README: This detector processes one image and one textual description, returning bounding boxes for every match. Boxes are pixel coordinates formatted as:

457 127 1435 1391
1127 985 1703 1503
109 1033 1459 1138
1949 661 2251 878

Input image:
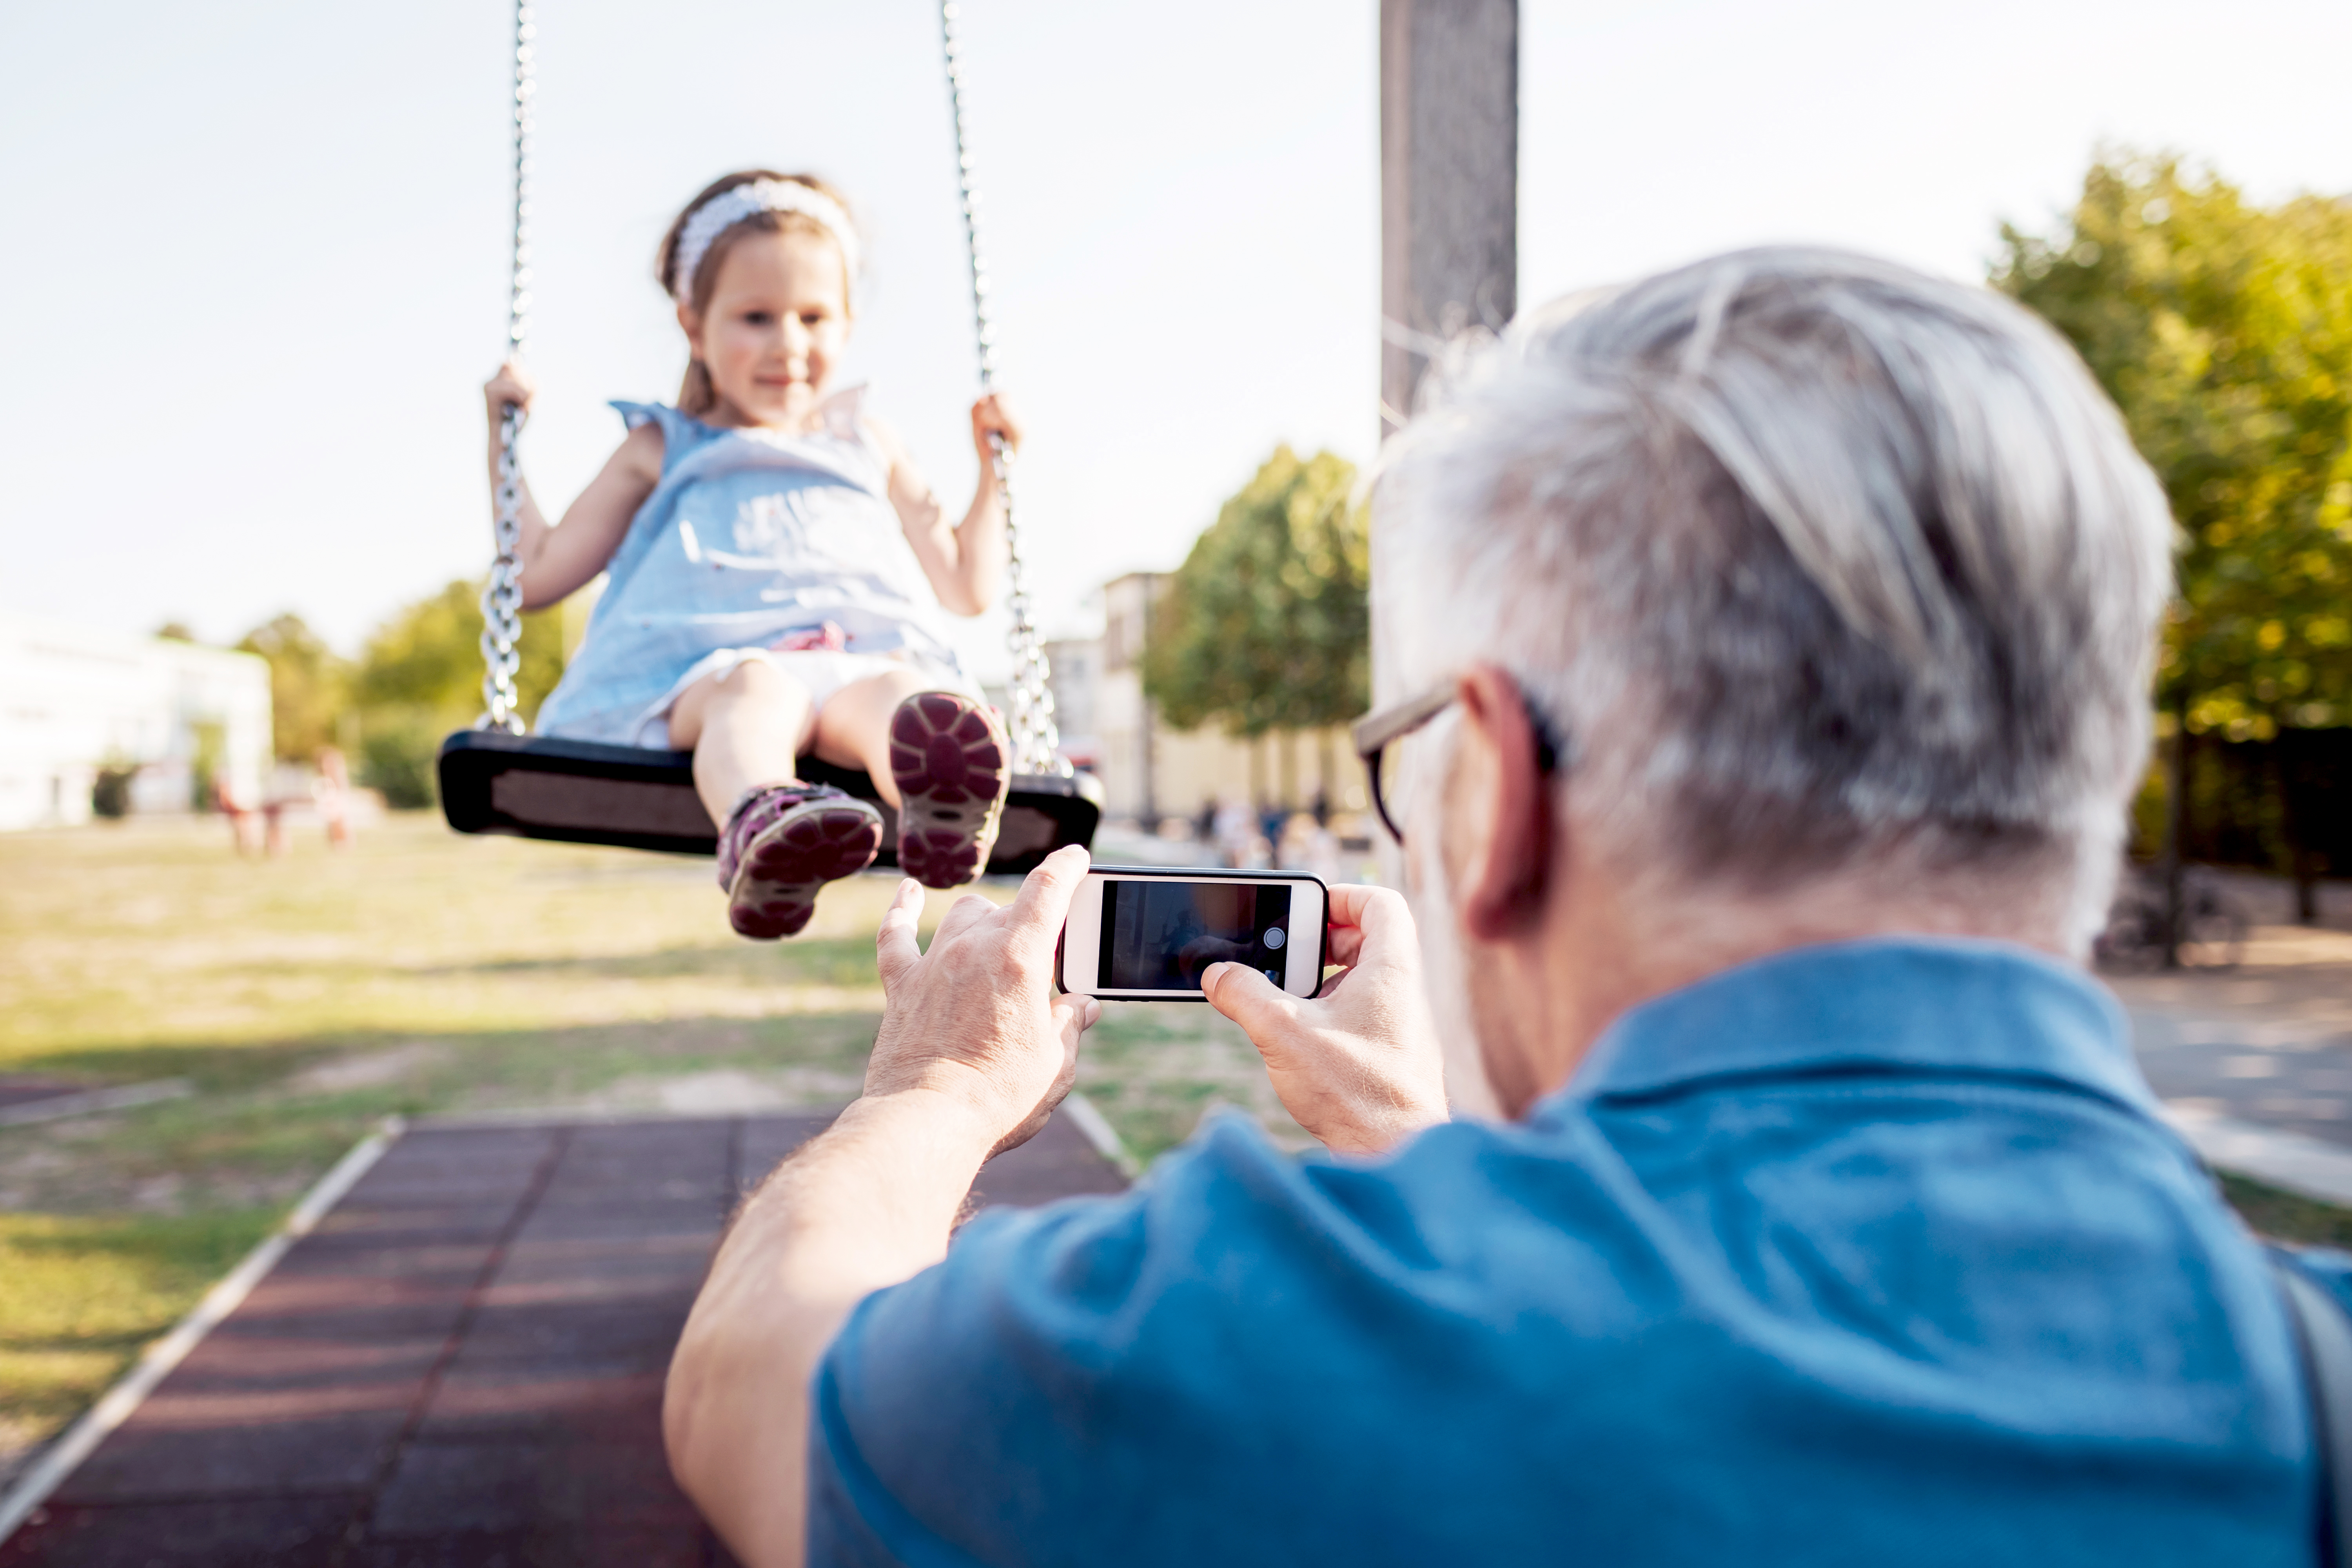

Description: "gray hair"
1373 247 2173 945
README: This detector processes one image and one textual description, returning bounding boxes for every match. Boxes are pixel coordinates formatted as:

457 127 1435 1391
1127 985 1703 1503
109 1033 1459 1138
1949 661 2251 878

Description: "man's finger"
1005 845 1091 952
1050 994 1098 1054
1201 962 1300 1044
1330 885 1416 969
931 891 997 945
875 878 925 989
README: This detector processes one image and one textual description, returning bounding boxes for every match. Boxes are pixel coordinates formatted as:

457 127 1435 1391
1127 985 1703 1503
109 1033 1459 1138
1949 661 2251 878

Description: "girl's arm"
873 395 1022 617
483 361 664 611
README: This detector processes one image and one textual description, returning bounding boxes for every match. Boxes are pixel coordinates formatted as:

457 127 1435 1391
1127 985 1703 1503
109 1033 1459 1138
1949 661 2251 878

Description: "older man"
665 249 2317 1567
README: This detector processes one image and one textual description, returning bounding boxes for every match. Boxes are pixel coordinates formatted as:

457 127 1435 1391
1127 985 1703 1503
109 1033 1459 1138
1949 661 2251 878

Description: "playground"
0 813 1309 1499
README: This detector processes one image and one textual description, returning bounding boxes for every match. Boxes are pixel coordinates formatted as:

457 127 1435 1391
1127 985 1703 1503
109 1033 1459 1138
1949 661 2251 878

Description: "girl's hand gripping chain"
485 360 538 431
969 393 1024 466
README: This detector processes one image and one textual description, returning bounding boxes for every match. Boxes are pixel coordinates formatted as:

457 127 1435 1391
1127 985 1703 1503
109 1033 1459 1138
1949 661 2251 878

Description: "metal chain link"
940 1 1067 777
479 0 535 734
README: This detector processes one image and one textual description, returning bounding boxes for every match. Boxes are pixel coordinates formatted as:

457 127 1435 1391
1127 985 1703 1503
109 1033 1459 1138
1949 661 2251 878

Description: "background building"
1073 572 1369 831
0 615 271 831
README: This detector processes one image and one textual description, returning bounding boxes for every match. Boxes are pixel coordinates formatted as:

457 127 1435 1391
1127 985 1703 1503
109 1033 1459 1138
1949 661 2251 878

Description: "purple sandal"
717 782 884 940
888 692 1012 889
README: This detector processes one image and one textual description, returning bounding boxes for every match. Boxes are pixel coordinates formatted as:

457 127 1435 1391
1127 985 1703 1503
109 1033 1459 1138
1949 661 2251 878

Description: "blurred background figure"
316 746 354 851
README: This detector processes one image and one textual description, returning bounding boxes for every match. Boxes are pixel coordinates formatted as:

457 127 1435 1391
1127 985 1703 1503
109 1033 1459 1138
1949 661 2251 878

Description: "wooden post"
1380 0 1519 438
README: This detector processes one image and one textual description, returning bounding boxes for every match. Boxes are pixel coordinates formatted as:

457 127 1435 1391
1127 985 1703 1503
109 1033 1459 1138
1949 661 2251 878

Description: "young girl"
483 170 1021 940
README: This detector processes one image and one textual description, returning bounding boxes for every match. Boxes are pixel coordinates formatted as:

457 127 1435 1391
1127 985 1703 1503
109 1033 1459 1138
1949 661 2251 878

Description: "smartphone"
1060 866 1328 1001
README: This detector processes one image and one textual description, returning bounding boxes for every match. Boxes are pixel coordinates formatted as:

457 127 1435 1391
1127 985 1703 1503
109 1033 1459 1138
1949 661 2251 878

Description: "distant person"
315 746 354 850
484 171 1023 940
1257 799 1285 855
1212 795 1257 869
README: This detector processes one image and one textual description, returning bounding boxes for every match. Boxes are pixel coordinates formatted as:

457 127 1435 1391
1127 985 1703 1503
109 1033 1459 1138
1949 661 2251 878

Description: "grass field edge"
0 1115 406 1545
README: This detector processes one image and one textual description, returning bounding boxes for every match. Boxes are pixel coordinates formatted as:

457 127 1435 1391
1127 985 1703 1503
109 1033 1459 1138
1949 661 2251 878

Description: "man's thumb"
1202 962 1293 1035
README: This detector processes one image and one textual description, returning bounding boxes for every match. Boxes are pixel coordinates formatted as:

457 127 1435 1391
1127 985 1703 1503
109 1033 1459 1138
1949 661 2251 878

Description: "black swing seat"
436 729 1103 872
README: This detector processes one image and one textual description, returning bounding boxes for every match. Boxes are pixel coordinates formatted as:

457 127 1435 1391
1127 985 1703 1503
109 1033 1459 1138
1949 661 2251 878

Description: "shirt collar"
1541 936 2152 1120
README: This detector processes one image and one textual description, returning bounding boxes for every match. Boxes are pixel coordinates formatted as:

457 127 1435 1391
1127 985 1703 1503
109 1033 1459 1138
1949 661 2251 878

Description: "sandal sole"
727 803 884 940
889 693 1011 889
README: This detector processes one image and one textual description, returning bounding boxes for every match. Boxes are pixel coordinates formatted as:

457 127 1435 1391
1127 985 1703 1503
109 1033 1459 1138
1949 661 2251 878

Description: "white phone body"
1060 867 1328 1001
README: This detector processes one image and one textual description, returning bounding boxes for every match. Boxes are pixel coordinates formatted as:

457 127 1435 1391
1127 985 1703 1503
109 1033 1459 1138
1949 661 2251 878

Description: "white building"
1080 572 1368 829
0 615 272 831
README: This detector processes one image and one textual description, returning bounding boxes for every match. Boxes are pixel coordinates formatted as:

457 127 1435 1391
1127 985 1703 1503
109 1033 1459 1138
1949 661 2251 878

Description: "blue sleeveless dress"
534 389 970 747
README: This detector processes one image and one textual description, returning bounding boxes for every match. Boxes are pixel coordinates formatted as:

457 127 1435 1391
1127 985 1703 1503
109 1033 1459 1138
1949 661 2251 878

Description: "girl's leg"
670 657 815 829
806 666 934 809
673 659 883 941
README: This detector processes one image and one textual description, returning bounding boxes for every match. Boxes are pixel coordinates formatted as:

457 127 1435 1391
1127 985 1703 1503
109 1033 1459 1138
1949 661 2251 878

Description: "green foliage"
90 766 134 820
351 580 564 808
356 707 445 810
353 579 564 724
1143 447 1368 737
236 613 351 762
1996 153 2352 740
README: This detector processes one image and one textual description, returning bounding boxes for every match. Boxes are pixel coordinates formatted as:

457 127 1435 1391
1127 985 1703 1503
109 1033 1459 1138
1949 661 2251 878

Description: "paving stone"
411 1360 667 1446
455 1301 696 1370
160 1332 445 1396
0 1497 355 1568
343 1525 713 1568
8 1110 1126 1565
54 1411 411 1504
971 1112 1132 1209
367 1440 700 1537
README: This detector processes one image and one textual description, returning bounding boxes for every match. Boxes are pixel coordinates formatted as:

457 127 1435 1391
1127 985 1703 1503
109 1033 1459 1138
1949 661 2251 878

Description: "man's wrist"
838 1084 1006 1169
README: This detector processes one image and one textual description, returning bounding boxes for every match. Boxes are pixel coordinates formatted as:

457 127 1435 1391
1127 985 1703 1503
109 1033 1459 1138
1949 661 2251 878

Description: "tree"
1997 153 2352 926
351 580 565 808
1145 448 1369 750
236 613 352 762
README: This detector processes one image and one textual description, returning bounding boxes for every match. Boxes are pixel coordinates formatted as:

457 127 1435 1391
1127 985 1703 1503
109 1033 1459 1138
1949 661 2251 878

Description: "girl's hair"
656 169 859 415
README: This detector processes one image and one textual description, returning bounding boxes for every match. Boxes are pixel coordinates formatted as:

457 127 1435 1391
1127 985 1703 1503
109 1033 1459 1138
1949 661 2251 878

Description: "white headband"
671 179 862 307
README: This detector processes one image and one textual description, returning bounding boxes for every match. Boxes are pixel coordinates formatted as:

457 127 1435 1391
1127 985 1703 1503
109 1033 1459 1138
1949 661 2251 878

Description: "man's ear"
1448 663 1552 941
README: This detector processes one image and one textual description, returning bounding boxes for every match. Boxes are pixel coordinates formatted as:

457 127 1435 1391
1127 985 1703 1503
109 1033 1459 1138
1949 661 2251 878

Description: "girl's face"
683 228 852 427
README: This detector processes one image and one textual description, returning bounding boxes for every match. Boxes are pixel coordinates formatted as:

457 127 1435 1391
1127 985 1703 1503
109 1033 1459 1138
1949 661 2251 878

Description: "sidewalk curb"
0 1079 194 1129
0 1116 406 1546
1062 1092 1142 1179
2165 1101 2352 1209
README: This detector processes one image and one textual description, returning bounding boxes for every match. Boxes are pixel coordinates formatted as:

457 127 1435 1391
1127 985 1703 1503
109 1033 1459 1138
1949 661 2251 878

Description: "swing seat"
436 730 1102 871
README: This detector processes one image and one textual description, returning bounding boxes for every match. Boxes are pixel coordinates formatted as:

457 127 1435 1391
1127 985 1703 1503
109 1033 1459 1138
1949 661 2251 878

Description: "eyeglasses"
1349 677 1565 847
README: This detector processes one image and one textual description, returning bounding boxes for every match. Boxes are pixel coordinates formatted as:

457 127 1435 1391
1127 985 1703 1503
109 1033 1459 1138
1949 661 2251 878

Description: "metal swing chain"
940 1 1068 778
479 0 536 734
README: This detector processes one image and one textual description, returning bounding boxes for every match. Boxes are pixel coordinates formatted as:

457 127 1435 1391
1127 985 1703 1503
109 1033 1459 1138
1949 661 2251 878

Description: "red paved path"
2 1109 1127 1567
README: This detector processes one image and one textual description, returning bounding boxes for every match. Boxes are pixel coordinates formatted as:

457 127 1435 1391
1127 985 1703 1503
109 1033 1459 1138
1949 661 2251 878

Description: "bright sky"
5 0 2350 679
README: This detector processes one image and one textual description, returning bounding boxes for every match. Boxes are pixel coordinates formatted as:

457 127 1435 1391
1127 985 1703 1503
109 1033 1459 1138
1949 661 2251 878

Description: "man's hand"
1201 884 1448 1156
869 844 1100 1155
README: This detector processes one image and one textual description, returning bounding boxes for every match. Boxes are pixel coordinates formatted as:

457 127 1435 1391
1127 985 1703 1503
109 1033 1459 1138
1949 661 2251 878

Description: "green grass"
2219 1173 2352 1249
0 1209 277 1466
0 813 1299 1475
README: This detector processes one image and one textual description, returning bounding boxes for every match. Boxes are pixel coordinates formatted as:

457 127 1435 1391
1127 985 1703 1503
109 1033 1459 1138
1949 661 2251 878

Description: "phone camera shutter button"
1263 928 1286 950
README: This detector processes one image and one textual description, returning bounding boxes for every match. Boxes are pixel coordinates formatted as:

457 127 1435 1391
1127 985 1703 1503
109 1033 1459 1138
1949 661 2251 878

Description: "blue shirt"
810 939 2318 1565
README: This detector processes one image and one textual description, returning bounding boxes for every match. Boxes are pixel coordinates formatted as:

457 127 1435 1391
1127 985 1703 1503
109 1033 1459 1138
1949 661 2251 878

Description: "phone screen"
1098 878 1296 992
